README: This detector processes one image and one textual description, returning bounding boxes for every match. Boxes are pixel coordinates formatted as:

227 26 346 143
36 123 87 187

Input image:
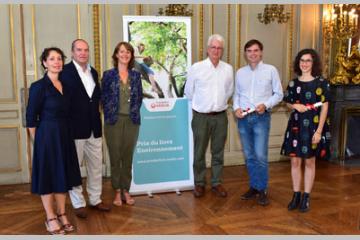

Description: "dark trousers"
191 110 228 186
105 115 139 191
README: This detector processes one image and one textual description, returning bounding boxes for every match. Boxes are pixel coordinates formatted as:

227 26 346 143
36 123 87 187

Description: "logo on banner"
150 101 170 109
144 99 176 112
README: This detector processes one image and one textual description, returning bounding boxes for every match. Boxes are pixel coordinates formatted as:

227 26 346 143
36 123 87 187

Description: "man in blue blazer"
61 39 110 218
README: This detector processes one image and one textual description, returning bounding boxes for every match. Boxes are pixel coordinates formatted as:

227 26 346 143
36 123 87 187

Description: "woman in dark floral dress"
281 48 331 213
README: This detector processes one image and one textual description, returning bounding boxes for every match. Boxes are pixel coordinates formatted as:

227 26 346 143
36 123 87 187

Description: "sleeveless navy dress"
26 74 82 194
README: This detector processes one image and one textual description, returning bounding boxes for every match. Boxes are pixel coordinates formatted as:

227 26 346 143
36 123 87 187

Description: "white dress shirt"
73 60 95 98
233 61 283 111
185 58 234 113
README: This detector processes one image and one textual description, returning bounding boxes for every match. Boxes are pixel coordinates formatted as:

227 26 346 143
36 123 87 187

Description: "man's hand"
235 108 244 119
255 103 266 114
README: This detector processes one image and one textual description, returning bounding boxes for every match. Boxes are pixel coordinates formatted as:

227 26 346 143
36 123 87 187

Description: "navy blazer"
101 68 143 125
61 61 102 139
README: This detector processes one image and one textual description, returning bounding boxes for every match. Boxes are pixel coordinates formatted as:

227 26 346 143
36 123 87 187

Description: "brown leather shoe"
211 184 228 198
193 185 205 198
91 202 111 211
73 207 87 218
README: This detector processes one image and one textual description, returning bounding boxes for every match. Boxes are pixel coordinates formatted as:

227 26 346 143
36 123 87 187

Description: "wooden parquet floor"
1 160 360 235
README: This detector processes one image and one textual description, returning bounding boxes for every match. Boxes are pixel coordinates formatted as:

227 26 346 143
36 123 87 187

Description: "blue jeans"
237 112 271 191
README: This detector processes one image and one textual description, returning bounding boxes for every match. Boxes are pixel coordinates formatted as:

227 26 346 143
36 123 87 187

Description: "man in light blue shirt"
233 39 283 206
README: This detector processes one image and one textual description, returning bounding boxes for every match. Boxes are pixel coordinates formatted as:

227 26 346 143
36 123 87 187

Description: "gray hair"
207 34 225 47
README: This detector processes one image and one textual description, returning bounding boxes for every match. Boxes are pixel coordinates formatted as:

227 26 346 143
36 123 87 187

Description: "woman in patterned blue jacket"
101 41 143 207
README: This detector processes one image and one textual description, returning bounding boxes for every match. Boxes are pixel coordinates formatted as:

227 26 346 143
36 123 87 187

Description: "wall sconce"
158 4 193 16
323 4 359 84
258 4 290 24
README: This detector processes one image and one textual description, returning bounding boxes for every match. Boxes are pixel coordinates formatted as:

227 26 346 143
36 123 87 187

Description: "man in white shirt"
185 34 234 198
233 39 283 206
61 39 110 218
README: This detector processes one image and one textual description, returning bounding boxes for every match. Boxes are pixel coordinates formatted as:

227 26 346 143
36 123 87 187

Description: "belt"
193 109 226 116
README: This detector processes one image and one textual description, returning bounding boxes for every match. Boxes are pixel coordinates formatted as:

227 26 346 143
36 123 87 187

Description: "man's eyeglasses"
209 46 223 51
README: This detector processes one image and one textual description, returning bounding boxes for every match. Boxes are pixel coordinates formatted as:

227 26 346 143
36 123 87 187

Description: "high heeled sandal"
57 213 75 232
45 217 65 235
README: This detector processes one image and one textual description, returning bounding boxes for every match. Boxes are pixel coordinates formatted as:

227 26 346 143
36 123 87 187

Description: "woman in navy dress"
26 47 81 234
281 49 331 212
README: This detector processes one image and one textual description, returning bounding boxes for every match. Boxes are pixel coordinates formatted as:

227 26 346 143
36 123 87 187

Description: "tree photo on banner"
123 16 193 195
126 16 190 99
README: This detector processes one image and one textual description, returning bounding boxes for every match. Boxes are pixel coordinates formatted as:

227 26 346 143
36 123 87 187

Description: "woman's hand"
28 128 36 140
293 103 308 113
312 131 321 144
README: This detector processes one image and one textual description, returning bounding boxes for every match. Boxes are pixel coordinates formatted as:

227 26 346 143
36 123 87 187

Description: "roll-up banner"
123 16 193 195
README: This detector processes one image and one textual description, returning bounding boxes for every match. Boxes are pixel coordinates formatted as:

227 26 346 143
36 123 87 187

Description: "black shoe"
299 192 310 212
257 190 270 206
241 187 258 200
288 191 301 211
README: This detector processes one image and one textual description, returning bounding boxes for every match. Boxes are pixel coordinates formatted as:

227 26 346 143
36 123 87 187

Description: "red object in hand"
306 103 316 110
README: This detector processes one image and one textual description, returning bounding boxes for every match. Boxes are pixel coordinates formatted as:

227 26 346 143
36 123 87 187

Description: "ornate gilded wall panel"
236 5 242 70
0 110 19 119
198 4 204 60
0 5 17 103
0 126 21 173
0 4 300 177
33 5 78 78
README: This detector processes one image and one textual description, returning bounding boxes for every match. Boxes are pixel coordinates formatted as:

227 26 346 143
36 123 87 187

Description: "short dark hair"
244 39 263 51
71 39 89 51
112 41 135 69
40 47 66 69
293 48 322 77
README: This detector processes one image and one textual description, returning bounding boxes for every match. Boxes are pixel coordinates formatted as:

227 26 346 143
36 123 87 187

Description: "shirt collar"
72 60 91 72
247 60 263 70
205 57 222 68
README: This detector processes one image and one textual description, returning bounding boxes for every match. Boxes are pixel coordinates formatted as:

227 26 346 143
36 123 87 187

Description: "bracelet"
315 131 321 135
